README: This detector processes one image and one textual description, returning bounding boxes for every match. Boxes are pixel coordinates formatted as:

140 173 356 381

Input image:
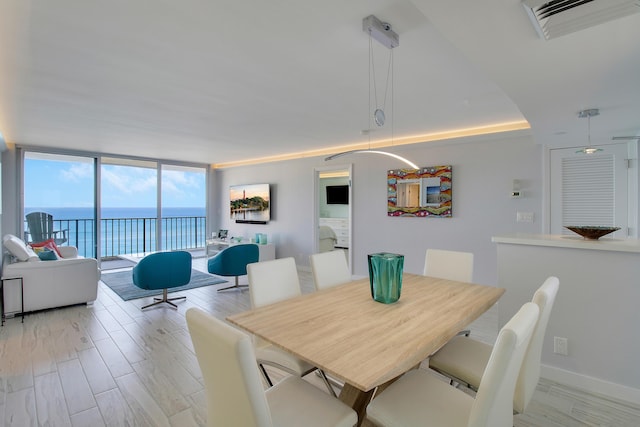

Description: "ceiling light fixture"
325 14 418 169
325 150 419 169
576 108 602 154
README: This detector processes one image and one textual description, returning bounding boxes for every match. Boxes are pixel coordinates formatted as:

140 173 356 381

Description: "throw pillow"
3 234 33 261
30 238 63 257
37 248 58 261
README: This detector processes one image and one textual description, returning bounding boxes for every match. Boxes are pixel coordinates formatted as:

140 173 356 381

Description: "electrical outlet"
554 336 568 356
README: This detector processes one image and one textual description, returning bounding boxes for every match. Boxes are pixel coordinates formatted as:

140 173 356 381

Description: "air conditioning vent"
523 0 640 40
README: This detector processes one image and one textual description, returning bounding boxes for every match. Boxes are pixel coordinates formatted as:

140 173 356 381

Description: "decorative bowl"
564 226 620 240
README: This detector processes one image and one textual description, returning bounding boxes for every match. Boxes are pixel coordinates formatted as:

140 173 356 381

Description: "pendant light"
325 15 418 170
576 108 603 154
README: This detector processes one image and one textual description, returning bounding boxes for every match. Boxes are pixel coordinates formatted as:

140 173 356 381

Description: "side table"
1 276 24 324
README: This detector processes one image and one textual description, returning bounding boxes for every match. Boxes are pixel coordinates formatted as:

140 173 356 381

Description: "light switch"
516 212 534 223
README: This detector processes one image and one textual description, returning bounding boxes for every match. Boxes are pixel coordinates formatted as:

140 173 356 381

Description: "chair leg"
259 363 274 387
317 369 337 397
140 289 186 310
217 276 248 292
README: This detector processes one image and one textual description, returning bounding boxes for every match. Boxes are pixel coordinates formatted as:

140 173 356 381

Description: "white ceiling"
1 0 639 166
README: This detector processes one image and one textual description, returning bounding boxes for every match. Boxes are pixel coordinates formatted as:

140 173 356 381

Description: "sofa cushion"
37 248 59 261
30 238 63 257
3 234 39 262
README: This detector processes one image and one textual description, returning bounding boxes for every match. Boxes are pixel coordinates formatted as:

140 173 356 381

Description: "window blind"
561 155 615 230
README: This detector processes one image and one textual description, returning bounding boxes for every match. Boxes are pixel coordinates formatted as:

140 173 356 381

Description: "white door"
550 143 632 237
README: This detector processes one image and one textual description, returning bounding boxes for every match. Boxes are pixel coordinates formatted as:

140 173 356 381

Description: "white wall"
214 133 543 285
212 158 323 266
1 145 19 240
213 133 640 400
496 241 640 401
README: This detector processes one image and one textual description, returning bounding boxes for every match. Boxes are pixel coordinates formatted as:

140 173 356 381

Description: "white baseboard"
541 364 640 405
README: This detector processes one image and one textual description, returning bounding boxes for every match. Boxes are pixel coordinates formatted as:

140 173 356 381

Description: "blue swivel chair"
207 244 259 292
132 250 192 309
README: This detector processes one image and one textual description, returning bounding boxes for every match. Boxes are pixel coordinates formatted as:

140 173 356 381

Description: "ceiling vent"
523 0 640 40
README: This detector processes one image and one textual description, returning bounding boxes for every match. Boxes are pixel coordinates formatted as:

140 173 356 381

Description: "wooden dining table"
227 273 505 425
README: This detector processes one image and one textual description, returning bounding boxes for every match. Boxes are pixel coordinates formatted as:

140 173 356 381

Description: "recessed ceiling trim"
523 0 640 40
213 120 530 169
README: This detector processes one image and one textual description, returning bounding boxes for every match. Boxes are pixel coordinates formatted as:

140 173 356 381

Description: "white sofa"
2 234 100 316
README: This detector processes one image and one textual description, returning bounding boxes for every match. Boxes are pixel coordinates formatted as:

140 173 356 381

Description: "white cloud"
60 163 93 181
102 166 156 195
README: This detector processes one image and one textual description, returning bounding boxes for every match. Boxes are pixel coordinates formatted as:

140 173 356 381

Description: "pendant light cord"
369 32 393 119
390 48 394 147
587 113 592 148
368 34 372 149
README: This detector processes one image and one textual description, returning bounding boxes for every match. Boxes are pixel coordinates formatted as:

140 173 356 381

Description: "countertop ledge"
492 233 640 253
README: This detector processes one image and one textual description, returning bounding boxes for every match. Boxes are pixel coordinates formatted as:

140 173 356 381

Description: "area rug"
101 258 138 271
101 269 227 301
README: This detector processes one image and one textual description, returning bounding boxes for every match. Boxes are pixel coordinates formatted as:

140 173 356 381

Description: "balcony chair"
428 276 559 414
247 257 336 396
310 250 350 291
132 250 192 309
366 302 540 427
207 243 259 292
25 211 68 245
185 308 357 427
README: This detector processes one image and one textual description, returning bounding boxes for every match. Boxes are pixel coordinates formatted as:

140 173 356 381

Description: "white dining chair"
423 248 474 282
186 308 357 427
366 302 540 427
428 276 559 414
424 248 475 337
310 250 351 291
247 257 336 396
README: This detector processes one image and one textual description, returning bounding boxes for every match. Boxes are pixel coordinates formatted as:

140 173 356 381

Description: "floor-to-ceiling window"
100 157 158 258
161 164 207 251
22 149 208 262
23 152 97 257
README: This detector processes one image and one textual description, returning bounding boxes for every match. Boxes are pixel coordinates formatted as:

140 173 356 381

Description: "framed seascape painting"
230 183 271 224
387 165 452 217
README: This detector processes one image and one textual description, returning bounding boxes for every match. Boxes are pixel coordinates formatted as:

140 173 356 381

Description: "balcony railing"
25 216 207 258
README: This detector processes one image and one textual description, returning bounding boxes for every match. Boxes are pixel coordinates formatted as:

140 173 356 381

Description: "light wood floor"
1 258 638 426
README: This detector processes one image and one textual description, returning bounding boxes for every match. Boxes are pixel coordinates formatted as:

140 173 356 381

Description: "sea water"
24 207 206 258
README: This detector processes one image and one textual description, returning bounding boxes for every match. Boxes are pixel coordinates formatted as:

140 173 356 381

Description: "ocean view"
25 207 206 220
24 207 207 258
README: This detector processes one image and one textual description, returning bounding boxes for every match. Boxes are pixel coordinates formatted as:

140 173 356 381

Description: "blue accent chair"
208 244 259 292
132 250 192 309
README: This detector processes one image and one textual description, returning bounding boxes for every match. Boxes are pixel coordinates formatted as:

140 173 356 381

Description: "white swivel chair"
428 276 559 414
423 248 474 282
247 257 336 396
310 250 351 291
366 302 540 427
186 308 357 427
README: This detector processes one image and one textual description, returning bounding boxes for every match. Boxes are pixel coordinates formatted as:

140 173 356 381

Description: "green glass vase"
368 252 404 304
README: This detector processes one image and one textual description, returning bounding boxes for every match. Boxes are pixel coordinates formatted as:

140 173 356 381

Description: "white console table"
206 239 275 261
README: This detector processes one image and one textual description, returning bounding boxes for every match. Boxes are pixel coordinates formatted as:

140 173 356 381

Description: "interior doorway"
314 164 352 273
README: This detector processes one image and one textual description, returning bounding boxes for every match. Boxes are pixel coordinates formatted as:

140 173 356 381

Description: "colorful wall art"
387 166 452 217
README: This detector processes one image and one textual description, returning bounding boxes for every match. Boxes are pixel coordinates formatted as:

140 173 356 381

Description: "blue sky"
24 156 206 208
